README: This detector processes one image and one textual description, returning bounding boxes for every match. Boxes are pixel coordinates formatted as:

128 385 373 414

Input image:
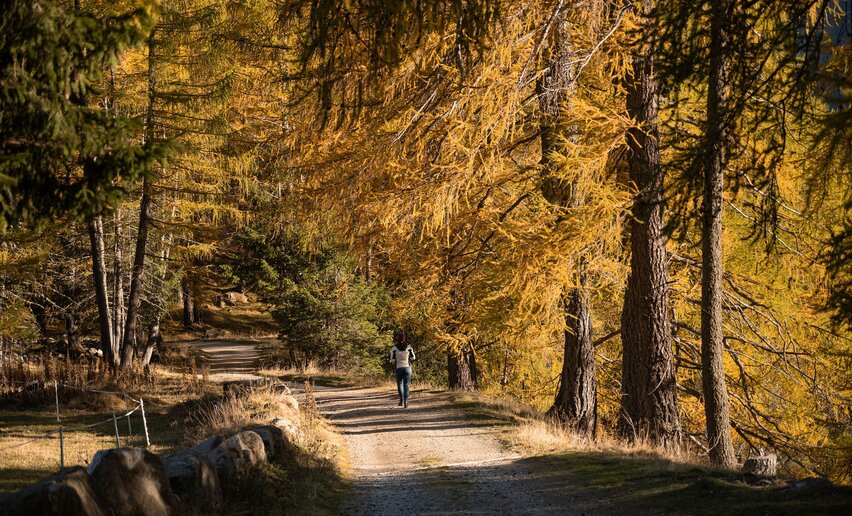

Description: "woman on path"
390 335 416 408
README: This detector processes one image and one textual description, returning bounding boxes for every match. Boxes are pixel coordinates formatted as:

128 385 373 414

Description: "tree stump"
743 452 777 477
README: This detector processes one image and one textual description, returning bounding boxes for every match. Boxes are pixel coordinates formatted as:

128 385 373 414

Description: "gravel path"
185 339 265 382
178 339 629 514
315 386 615 515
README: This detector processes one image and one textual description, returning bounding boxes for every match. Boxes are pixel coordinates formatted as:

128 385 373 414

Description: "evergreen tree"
0 0 163 231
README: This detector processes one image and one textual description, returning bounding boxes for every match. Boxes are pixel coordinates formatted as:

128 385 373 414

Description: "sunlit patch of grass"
0 367 219 494
415 456 445 467
185 384 300 443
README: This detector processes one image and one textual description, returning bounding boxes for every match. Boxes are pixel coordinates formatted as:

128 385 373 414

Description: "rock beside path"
0 467 107 516
87 448 176 516
163 451 223 514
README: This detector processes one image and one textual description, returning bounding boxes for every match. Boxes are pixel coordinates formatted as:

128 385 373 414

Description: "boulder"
221 291 248 306
207 431 267 485
185 435 224 457
245 424 291 460
87 448 176 516
743 452 777 477
0 467 107 516
270 417 300 442
789 477 833 492
162 451 222 514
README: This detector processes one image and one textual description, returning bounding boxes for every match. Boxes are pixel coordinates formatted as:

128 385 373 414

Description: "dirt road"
185 339 265 382
315 386 618 515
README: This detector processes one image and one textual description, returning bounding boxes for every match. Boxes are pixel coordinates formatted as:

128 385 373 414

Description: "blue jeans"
395 367 412 402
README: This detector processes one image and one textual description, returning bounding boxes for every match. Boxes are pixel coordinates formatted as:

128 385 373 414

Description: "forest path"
185 339 265 382
315 386 626 515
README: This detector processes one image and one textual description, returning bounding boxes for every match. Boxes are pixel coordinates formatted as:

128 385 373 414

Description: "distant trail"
315 386 626 515
184 339 265 382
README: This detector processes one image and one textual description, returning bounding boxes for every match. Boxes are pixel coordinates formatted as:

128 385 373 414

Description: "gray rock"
0 467 107 516
185 435 224 457
743 453 777 477
790 477 833 491
88 448 176 516
245 424 291 460
270 417 300 441
207 431 267 485
221 291 248 306
163 451 222 514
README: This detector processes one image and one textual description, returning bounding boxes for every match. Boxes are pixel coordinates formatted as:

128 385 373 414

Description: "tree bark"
141 321 161 367
64 312 79 356
537 8 597 434
88 216 114 367
619 0 681 448
702 0 737 468
182 281 194 328
121 28 157 370
448 344 477 391
112 210 125 366
548 286 596 434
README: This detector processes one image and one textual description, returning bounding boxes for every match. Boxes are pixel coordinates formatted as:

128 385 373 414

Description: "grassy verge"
0 368 222 494
222 385 349 515
447 391 852 516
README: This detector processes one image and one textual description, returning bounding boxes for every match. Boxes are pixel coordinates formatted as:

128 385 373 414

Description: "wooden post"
54 380 60 422
124 396 133 438
140 398 150 447
112 413 120 448
59 426 64 469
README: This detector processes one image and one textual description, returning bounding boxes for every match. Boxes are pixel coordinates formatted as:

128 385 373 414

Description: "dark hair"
394 342 408 351
393 328 407 344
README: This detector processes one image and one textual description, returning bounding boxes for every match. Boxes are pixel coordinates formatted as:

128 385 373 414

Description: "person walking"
390 335 416 408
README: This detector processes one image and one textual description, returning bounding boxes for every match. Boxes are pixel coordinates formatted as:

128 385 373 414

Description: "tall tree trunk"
64 312 79 356
619 0 681 448
538 8 596 434
121 28 157 370
182 280 194 328
448 344 477 391
112 209 125 366
88 217 114 367
549 286 596 433
141 321 161 367
702 0 737 468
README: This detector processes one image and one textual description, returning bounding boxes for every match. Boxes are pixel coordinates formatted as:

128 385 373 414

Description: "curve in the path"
316 386 621 516
186 339 264 381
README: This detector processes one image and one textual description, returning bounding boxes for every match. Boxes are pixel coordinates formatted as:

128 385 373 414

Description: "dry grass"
510 419 693 466
185 384 300 443
259 365 380 389
221 381 350 515
0 363 222 494
447 390 694 468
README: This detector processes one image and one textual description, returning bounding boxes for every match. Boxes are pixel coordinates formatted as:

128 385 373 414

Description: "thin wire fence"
0 379 151 469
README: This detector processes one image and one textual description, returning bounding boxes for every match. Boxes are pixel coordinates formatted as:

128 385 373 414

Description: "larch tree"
619 0 681 447
538 5 595 434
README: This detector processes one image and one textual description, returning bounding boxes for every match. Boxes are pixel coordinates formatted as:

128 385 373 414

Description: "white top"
390 345 416 368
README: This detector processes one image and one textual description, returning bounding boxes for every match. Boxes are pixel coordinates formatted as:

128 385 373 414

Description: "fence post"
112 413 120 448
124 396 133 438
59 426 64 469
140 398 150 448
54 380 60 422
